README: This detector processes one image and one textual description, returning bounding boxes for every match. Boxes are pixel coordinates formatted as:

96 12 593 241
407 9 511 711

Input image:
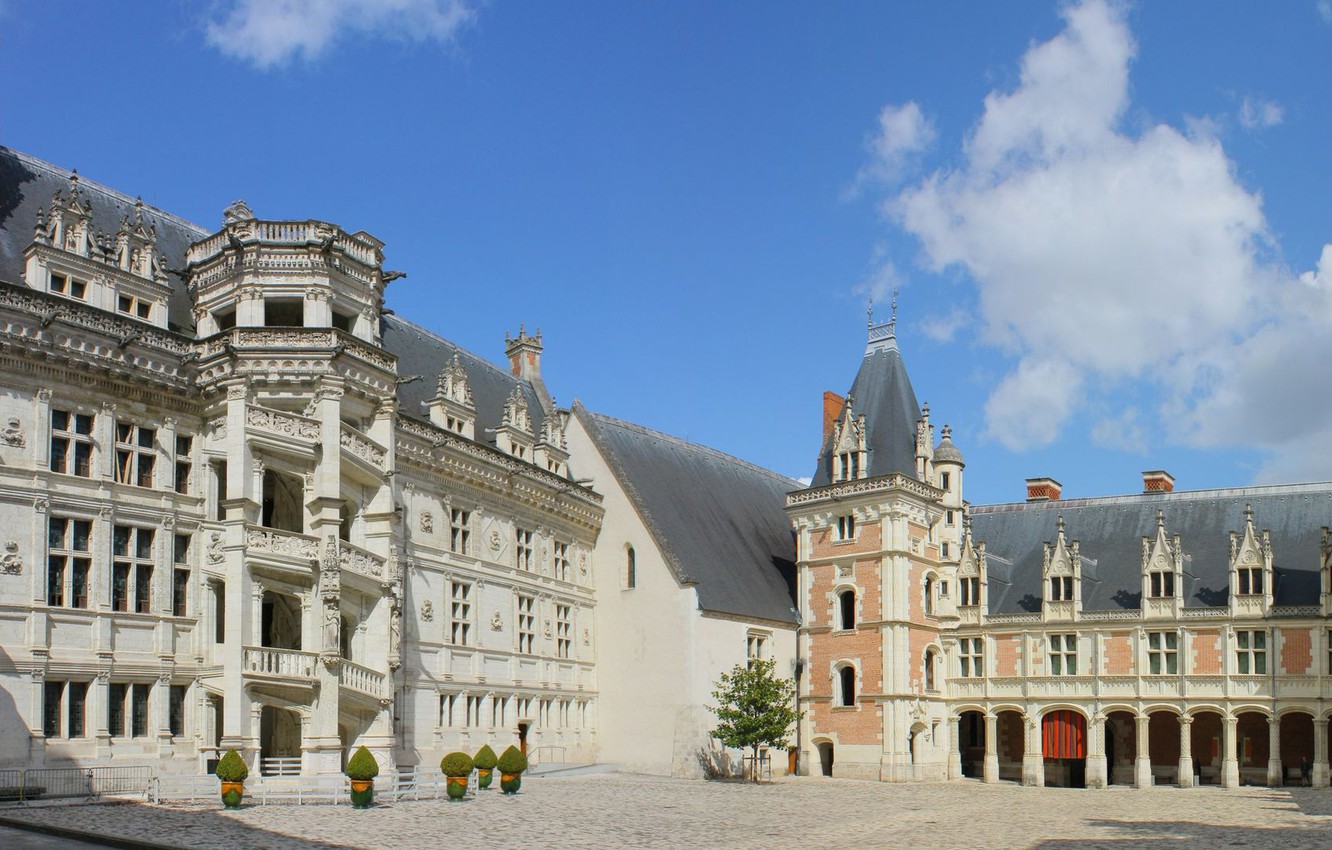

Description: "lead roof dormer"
1141 509 1183 614
113 200 167 284
809 299 922 487
1042 515 1081 616
494 384 535 459
827 396 867 482
956 514 989 610
1229 503 1273 611
427 352 476 438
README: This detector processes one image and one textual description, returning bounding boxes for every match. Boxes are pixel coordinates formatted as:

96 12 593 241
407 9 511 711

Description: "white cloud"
876 0 1290 457
1091 407 1147 453
1319 1 1332 25
206 0 472 69
1239 95 1284 130
853 253 902 308
860 102 935 186
918 306 969 343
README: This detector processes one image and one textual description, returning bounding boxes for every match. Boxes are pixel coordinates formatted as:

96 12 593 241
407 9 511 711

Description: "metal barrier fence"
528 746 565 767
151 766 464 805
0 765 155 803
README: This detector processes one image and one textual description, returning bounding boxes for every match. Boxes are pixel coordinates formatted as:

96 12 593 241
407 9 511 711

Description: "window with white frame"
958 637 983 677
440 693 457 727
117 293 152 320
514 527 534 571
48 517 92 608
1148 568 1175 598
107 682 151 737
746 631 768 667
1048 633 1077 675
1048 575 1074 602
555 603 572 659
50 409 94 477
517 594 536 654
1236 629 1267 674
449 508 470 554
553 541 569 582
625 545 636 588
837 588 856 630
835 451 860 482
114 422 156 487
491 695 508 727
465 695 483 727
112 526 154 614
449 581 472 646
836 664 856 707
173 435 193 495
960 576 980 606
1147 631 1178 675
1237 564 1264 595
172 533 190 617
835 515 855 541
169 685 187 737
49 271 87 300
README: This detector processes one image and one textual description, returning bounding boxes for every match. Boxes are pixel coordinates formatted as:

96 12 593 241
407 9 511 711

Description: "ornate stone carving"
207 532 225 564
246 406 320 441
0 418 25 448
543 619 553 638
490 611 503 631
420 599 434 622
340 425 387 469
223 200 256 224
33 497 49 514
247 527 318 559
488 527 502 552
1 541 22 575
420 511 434 534
36 388 53 402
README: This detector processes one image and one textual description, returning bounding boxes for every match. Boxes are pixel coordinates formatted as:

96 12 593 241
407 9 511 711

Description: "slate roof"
573 404 799 625
0 146 208 333
810 328 921 486
970 482 1332 613
0 146 557 464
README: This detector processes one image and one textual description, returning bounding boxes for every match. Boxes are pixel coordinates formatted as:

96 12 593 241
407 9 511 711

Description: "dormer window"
1048 576 1073 602
835 451 860 481
1237 566 1263 595
117 294 152 321
959 576 980 606
1148 570 1175 598
50 272 86 300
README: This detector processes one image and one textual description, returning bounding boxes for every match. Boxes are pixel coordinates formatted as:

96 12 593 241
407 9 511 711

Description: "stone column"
1021 713 1044 787
1222 716 1240 789
949 715 963 780
1314 718 1330 788
1086 714 1108 789
1134 715 1153 788
983 713 999 783
1177 715 1194 788
1267 716 1282 787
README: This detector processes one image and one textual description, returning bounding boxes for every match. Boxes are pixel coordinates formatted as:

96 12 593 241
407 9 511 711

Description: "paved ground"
5 774 1332 849
0 822 113 848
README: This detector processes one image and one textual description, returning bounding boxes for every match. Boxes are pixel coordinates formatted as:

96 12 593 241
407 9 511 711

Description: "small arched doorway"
1041 709 1086 788
959 710 985 778
815 741 834 777
259 706 302 775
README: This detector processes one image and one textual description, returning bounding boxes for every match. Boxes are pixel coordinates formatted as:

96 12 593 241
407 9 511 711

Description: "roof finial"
867 298 874 329
891 287 898 323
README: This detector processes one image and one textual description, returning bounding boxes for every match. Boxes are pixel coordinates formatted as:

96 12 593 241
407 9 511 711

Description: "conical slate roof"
810 319 921 486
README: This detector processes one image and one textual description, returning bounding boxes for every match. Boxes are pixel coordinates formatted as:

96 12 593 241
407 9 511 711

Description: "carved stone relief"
0 418 25 447
1 541 22 575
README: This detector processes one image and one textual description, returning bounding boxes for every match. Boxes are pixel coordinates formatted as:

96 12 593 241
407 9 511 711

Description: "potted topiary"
473 744 498 791
215 749 249 809
497 745 528 795
441 751 473 801
345 745 379 809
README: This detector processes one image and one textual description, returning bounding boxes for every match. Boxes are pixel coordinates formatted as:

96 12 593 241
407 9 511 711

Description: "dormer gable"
915 401 934 481
113 199 167 283
1042 515 1081 620
427 353 476 439
1229 503 1273 614
43 172 96 257
494 385 535 461
534 406 570 477
956 514 988 616
828 396 867 482
1320 526 1332 616
1141 509 1183 618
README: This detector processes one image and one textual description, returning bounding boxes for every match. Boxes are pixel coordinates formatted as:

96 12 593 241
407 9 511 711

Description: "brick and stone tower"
787 301 960 781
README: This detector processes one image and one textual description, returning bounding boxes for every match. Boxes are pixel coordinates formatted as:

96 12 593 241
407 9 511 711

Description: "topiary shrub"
441 751 474 778
346 746 380 781
215 749 250 783
497 745 528 774
473 744 498 771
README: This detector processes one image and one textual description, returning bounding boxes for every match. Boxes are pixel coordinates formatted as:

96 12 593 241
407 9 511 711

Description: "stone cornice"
786 472 945 509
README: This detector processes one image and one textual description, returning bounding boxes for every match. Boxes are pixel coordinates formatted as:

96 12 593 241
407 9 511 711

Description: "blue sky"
2 1 1331 506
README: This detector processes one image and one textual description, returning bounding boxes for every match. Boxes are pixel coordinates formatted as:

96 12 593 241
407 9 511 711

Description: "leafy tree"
709 658 802 782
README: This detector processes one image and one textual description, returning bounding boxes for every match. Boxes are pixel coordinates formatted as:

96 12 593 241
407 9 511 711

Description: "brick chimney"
1142 470 1175 494
1026 477 1062 502
822 391 845 443
505 324 552 412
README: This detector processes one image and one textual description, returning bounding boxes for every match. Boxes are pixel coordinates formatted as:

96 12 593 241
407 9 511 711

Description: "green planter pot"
477 768 493 790
220 781 244 809
446 776 468 801
500 772 522 795
350 779 374 809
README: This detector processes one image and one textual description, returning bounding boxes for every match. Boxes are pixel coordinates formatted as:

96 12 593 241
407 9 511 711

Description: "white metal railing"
261 757 302 777
243 646 318 679
338 658 387 699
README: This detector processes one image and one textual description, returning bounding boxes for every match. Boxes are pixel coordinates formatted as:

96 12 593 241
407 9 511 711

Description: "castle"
1 144 1329 790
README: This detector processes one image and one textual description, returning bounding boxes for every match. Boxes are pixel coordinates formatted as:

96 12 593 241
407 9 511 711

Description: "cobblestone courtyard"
7 774 1332 849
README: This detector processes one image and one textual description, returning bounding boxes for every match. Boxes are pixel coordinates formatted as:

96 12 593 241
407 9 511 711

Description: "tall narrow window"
1048 634 1077 675
924 650 937 691
516 595 536 654
131 683 150 737
169 685 187 737
555 604 572 659
449 508 470 554
50 410 94 477
835 515 856 541
48 517 92 608
1048 575 1074 602
213 581 226 643
1237 565 1264 595
838 588 856 630
67 681 88 738
449 582 472 646
1236 630 1267 674
1149 569 1175 598
1147 631 1178 675
113 526 154 614
924 577 935 616
746 632 768 667
625 545 636 589
959 637 983 677
172 534 190 617
941 472 951 490
960 576 980 606
553 541 570 582
108 683 127 737
115 423 156 487
43 681 63 737
838 666 856 707
514 527 534 571
174 435 193 494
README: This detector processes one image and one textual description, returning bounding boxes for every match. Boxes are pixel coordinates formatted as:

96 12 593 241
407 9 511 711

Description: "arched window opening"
838 589 856 630
838 666 856 707
923 576 935 616
924 650 936 691
625 545 636 589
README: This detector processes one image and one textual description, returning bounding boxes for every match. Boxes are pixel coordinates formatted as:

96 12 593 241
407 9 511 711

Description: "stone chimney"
505 325 552 412
822 391 845 443
1026 477 1062 502
1142 470 1175 494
